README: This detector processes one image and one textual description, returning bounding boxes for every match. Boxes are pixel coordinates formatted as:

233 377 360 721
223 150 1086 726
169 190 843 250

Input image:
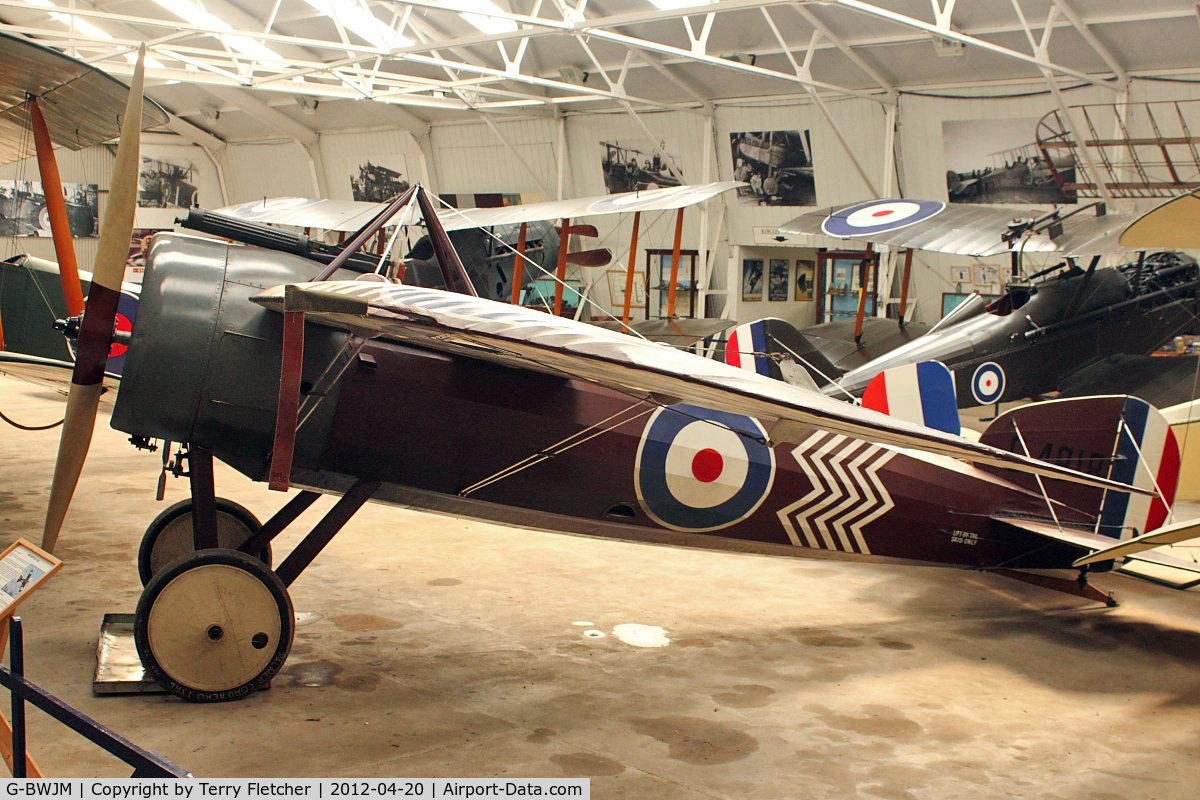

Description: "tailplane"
720 318 840 390
979 396 1180 539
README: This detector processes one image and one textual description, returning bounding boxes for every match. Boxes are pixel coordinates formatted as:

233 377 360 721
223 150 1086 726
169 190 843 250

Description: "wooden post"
269 310 305 492
666 207 684 318
29 98 85 317
553 217 570 316
622 212 641 330
509 223 528 306
854 243 874 344
898 247 914 326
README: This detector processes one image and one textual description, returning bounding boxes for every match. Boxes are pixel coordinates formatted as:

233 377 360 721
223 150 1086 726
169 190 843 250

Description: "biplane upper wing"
217 182 744 233
250 280 1150 495
0 32 168 165
778 199 1142 257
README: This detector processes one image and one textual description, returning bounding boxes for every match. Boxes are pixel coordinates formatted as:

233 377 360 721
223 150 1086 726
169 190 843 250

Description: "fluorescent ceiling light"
302 0 412 49
150 0 286 66
647 0 712 9
453 0 518 35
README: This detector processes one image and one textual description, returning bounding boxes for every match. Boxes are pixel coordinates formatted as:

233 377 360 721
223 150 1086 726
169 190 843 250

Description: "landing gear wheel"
138 498 271 586
135 549 294 702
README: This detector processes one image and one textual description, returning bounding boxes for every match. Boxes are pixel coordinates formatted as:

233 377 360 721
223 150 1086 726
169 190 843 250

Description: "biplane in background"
0 33 165 392
30 51 1200 706
210 180 742 345
755 199 1200 409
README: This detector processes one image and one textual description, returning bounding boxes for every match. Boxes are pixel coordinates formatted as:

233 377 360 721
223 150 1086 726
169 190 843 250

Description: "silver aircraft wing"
217 182 744 233
779 198 1146 257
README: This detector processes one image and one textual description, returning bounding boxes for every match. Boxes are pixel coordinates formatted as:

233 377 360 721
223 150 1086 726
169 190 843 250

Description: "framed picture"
606 269 646 309
950 267 971 283
795 259 814 301
769 259 790 301
973 263 999 287
742 259 764 301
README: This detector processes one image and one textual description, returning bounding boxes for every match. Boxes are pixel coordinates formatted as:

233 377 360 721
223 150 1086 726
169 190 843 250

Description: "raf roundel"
822 199 945 238
635 404 775 532
971 362 1006 405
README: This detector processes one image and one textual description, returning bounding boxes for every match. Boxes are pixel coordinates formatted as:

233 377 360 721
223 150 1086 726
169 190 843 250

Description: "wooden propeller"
42 46 146 553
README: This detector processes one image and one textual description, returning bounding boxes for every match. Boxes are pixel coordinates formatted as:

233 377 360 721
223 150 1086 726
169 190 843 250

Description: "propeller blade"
566 248 613 267
42 45 146 553
556 223 599 238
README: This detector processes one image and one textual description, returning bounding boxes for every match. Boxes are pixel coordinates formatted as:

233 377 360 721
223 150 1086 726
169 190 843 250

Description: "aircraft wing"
250 280 1151 495
1120 189 1200 249
778 199 1140 257
1073 517 1200 567
217 182 744 233
0 352 75 394
0 32 168 165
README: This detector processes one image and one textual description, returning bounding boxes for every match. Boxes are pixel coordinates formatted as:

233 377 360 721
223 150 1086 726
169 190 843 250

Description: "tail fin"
721 318 840 389
862 361 960 435
979 396 1180 539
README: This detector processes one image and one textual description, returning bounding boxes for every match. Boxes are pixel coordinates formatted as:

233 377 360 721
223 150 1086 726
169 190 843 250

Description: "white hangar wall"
7 73 1200 327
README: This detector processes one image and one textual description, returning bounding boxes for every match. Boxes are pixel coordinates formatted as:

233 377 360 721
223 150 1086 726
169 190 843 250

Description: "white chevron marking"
779 432 896 555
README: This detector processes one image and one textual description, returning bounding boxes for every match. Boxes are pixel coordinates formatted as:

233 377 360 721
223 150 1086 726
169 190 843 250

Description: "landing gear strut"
131 444 380 701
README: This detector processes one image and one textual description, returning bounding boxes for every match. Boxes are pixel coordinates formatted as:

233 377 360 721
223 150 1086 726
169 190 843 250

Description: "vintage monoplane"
25 51 1200 705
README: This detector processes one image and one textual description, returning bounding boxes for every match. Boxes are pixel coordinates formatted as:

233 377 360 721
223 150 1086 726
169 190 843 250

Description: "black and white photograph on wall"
742 259 764 302
795 259 814 301
942 118 1077 205
730 130 815 206
350 156 410 202
599 139 682 193
769 259 790 301
0 180 97 237
138 155 199 208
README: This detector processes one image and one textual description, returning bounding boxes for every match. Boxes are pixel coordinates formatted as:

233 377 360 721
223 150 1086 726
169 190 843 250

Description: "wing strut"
509 222 528 306
667 207 684 318
29 98 84 318
853 244 875 344
621 211 642 330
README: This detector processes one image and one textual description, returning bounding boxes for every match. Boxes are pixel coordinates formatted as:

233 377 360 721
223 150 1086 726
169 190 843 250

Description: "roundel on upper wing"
971 362 1006 405
635 404 775 532
821 199 946 238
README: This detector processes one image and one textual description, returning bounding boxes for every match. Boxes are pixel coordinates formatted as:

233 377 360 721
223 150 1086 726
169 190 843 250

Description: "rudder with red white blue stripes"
861 361 960 435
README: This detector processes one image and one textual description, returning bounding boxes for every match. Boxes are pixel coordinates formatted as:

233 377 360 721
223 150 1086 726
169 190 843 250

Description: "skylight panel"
646 0 711 9
454 0 518 35
302 0 412 49
26 0 113 39
150 0 286 65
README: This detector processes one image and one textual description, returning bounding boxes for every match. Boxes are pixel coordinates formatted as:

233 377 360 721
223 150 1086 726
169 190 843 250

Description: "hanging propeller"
42 45 146 553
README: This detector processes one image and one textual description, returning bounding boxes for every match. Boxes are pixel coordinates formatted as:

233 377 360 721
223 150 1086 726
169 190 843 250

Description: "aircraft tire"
135 548 294 703
137 498 271 587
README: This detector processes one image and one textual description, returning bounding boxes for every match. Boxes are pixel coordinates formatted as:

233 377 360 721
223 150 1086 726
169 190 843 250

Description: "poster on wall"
769 259 790 301
599 139 682 194
742 259 764 301
606 269 646 309
349 156 410 202
730 130 815 206
127 228 170 279
942 118 1076 205
973 263 999 287
0 180 97 237
795 259 814 301
138 155 199 208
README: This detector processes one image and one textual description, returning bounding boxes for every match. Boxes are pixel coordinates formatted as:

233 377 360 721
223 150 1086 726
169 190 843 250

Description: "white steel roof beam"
792 3 894 94
1049 0 1128 86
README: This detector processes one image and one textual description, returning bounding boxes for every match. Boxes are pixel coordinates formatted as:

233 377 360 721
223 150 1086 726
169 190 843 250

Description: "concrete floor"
1 375 1199 797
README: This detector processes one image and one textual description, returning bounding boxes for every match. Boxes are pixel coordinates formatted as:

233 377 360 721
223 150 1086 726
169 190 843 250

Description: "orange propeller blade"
42 45 146 553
